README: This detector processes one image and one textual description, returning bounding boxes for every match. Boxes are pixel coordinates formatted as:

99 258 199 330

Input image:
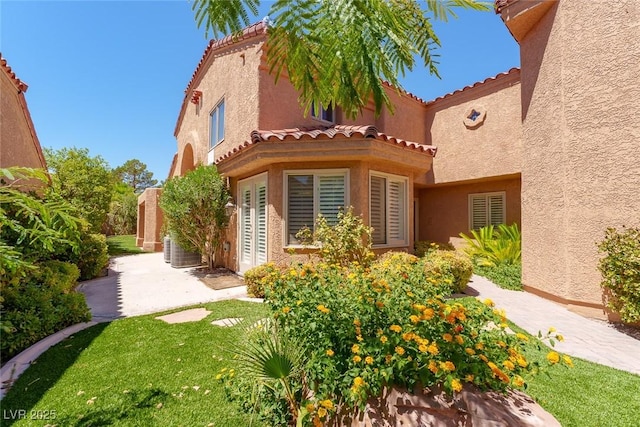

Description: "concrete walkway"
467 275 640 375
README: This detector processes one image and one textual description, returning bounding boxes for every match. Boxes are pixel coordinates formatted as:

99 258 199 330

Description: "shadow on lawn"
1 323 110 426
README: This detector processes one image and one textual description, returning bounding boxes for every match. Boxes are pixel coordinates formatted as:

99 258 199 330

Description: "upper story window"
311 102 335 123
370 172 408 247
210 99 225 149
285 169 348 246
469 192 505 230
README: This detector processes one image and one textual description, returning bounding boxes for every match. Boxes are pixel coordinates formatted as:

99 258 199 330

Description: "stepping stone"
211 317 243 327
156 308 211 324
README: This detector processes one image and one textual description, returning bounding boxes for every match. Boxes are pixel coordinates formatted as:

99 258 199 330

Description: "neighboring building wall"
0 57 47 173
516 0 640 315
136 188 164 252
418 176 521 246
425 69 522 185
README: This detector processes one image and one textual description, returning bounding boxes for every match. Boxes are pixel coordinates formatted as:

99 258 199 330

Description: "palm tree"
191 0 488 119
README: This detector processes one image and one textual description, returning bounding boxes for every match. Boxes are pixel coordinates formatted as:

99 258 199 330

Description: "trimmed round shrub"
423 250 473 293
244 262 283 298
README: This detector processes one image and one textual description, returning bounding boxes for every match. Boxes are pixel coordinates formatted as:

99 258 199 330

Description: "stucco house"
138 0 639 320
0 54 48 182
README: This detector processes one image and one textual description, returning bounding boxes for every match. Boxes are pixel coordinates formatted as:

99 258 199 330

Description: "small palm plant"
235 319 309 426
460 223 521 267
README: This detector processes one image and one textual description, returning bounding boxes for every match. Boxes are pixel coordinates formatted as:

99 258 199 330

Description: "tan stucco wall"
518 0 640 311
136 188 164 252
375 88 428 144
0 71 45 171
425 71 522 185
174 39 264 177
418 176 521 246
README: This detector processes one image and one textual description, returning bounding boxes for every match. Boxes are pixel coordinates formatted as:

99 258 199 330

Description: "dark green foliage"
112 159 157 193
160 165 230 270
475 263 522 291
57 232 109 281
1 260 90 362
598 227 640 323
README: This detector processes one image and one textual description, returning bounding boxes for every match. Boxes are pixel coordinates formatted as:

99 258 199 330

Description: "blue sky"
1 1 519 182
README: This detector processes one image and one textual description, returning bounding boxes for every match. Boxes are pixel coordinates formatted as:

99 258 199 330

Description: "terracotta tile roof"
215 124 437 163
495 0 518 13
175 20 268 137
1 54 29 92
425 67 520 105
0 54 48 172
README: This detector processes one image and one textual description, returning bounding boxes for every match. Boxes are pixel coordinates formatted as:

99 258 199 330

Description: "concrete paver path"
467 275 640 375
78 252 248 320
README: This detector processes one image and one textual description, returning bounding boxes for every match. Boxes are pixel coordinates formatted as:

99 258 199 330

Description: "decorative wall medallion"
463 106 486 129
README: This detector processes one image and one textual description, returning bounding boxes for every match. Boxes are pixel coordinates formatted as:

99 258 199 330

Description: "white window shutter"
287 175 314 244
256 183 267 263
240 187 252 263
388 180 405 242
318 175 345 225
370 176 386 245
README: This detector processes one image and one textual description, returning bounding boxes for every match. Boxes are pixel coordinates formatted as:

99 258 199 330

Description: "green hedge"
1 260 91 362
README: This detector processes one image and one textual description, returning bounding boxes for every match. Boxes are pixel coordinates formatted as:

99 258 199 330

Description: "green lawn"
2 300 639 427
107 234 146 256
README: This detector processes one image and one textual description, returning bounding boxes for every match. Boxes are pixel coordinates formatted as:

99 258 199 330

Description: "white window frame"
283 169 350 247
369 171 409 248
311 102 335 124
209 98 225 150
468 191 506 230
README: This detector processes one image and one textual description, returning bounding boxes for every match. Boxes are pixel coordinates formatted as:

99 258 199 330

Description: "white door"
238 174 267 274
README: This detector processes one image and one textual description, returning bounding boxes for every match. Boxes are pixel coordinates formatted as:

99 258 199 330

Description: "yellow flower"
375 301 384 309
479 354 488 362
465 374 475 382
356 334 364 342
547 351 560 364
409 314 420 324
513 375 525 387
483 298 495 307
215 374 222 380
440 361 456 372
419 344 428 353
422 308 435 320
475 342 485 350
548 326 556 333
385 354 393 364
306 403 315 413
451 379 463 392
317 305 330 314
380 335 388 344
353 319 361 327
402 332 414 342
428 360 438 373
353 376 365 388
465 347 476 355
365 356 374 365
503 360 515 371
390 324 402 333
413 303 426 311
427 343 439 355
395 346 405 355
455 335 464 345
443 333 453 343
516 333 529 342
320 399 334 410
326 349 334 357
289 269 297 277
317 407 327 418
282 306 291 314
353 355 362 363
556 334 564 342
563 355 573 367
497 340 507 348
516 355 528 367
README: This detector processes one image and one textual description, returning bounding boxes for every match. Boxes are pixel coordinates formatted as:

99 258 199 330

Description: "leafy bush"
244 262 283 298
460 223 521 267
598 227 640 323
296 207 375 268
258 262 570 425
1 260 91 362
414 240 455 257
60 232 109 280
422 250 473 293
370 252 452 296
475 264 522 291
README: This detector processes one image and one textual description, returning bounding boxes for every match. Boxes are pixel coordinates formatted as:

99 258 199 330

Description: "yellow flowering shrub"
262 261 572 421
243 262 284 298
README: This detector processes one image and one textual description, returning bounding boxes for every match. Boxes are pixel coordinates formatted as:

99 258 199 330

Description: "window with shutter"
468 192 506 230
256 183 267 264
285 170 348 245
370 172 408 247
209 99 225 149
